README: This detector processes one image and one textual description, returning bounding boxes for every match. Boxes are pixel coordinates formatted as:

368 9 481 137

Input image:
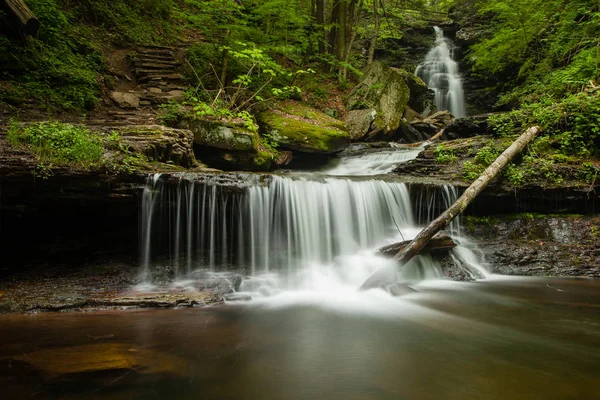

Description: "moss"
259 102 349 154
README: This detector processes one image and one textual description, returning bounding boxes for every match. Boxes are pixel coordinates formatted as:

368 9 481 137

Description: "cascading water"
139 148 489 297
415 26 466 118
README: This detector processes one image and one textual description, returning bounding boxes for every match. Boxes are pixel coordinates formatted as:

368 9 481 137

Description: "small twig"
391 217 405 241
546 284 565 292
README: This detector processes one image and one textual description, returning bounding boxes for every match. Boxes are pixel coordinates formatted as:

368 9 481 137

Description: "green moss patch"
259 101 349 154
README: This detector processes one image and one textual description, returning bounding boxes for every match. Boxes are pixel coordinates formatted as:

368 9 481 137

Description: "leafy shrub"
7 121 104 167
434 144 458 163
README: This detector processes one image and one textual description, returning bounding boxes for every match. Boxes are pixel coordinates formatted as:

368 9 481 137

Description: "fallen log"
361 126 541 290
377 233 456 258
2 0 40 36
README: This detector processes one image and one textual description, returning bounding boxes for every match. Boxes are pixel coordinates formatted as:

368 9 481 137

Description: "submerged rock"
4 343 189 381
258 101 350 154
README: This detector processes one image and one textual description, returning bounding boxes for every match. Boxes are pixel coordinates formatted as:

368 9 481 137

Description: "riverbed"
1 277 598 400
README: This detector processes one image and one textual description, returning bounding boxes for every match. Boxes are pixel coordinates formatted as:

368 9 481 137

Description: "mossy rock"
346 61 411 133
393 68 436 116
258 101 350 154
177 116 259 152
195 144 276 171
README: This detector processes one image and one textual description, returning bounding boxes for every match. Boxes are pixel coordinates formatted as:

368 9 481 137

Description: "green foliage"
7 121 103 168
488 113 520 137
0 0 104 109
186 42 313 124
462 143 524 185
580 162 600 184
7 121 146 174
0 0 183 110
469 0 599 105
434 144 458 163
182 0 311 62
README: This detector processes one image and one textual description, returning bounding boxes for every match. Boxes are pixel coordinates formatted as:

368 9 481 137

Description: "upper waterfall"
415 26 466 118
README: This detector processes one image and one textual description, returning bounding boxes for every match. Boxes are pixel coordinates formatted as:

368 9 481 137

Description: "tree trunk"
367 0 380 64
2 0 39 36
378 234 456 258
360 126 541 290
334 0 348 63
316 0 326 54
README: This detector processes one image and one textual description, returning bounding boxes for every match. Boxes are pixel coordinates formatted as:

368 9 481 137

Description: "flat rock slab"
110 91 140 108
0 262 232 314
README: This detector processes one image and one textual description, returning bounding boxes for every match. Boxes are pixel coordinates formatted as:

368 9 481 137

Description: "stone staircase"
88 45 191 127
131 45 188 105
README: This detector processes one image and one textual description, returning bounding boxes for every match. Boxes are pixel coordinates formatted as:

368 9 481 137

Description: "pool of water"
1 277 599 400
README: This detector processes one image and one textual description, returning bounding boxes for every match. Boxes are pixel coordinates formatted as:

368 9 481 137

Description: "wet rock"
258 101 350 154
466 215 600 278
224 293 252 301
4 343 189 381
442 114 492 140
194 146 276 171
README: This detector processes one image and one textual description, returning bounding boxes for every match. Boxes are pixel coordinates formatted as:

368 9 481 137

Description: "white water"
139 149 489 301
323 147 423 176
415 26 466 118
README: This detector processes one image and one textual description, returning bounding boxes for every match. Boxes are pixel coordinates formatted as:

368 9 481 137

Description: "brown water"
1 277 599 400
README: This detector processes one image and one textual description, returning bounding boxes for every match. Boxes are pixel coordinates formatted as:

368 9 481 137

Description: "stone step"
134 62 179 70
135 69 184 77
138 73 187 83
137 44 178 51
131 54 177 63
135 48 175 57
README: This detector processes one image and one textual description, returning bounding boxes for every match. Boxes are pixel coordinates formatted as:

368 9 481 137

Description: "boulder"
110 91 140 108
193 144 276 172
393 68 436 116
176 117 259 152
346 61 411 134
442 114 492 140
403 106 421 123
345 108 376 141
258 101 350 154
115 125 197 168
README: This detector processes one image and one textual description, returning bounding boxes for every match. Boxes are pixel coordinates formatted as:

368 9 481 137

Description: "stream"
2 145 599 399
1 277 599 399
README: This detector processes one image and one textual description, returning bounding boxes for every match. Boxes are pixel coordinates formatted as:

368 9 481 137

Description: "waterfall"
139 147 489 292
415 26 466 118
140 176 417 279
